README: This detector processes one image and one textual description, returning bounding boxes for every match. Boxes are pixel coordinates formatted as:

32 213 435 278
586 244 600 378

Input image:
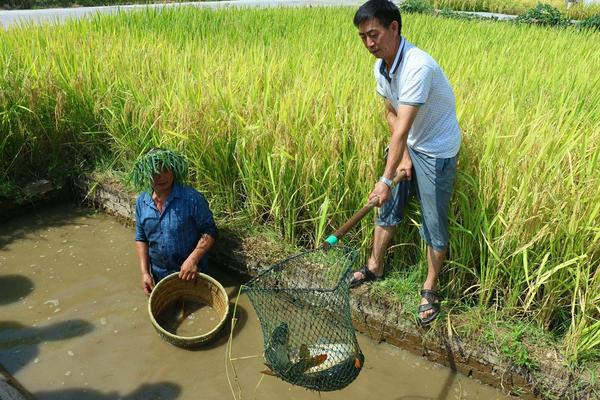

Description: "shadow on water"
33 382 181 400
0 274 34 305
0 319 95 374
0 268 95 376
0 203 93 250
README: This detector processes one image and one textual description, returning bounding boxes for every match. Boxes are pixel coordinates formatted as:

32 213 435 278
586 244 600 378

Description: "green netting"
243 247 364 392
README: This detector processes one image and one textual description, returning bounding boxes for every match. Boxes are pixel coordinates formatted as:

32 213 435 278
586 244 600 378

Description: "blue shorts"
377 147 457 252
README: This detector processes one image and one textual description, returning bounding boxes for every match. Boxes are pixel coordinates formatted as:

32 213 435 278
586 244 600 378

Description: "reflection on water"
0 204 510 400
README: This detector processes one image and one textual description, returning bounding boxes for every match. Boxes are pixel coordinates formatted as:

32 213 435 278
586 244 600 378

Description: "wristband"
379 176 393 188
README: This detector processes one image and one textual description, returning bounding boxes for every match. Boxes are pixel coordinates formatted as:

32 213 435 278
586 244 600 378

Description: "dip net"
242 247 364 392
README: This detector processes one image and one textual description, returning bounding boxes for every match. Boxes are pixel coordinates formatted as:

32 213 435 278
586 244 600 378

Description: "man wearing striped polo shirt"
350 0 461 326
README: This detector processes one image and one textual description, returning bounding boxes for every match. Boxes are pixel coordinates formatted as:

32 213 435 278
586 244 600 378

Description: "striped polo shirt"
374 37 461 158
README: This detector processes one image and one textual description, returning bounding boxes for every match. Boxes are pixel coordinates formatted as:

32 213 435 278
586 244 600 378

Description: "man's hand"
142 272 154 296
179 256 198 281
369 181 391 207
397 157 412 181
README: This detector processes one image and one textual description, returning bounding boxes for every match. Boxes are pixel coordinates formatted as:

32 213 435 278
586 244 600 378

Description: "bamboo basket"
148 272 229 348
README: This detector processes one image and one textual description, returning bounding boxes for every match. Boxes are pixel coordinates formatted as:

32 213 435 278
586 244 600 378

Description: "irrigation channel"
0 204 510 399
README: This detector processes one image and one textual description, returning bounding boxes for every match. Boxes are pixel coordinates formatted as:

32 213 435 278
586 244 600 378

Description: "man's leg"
410 148 457 323
351 177 413 284
351 224 395 282
420 245 446 319
353 225 395 280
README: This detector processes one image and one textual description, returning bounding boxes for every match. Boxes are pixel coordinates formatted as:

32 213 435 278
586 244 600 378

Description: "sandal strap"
360 265 377 280
418 302 440 313
420 289 441 303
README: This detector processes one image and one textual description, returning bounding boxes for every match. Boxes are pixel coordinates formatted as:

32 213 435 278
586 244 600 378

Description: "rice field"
0 7 598 362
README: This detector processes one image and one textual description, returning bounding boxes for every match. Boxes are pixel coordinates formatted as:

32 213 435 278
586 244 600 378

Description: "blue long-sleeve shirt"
135 183 217 279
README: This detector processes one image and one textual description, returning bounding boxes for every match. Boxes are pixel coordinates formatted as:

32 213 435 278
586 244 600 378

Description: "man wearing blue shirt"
134 149 217 295
350 0 460 326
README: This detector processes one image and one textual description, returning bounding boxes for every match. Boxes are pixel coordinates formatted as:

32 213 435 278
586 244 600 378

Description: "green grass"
0 6 599 363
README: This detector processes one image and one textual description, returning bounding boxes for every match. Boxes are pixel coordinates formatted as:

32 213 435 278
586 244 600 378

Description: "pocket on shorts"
435 157 456 174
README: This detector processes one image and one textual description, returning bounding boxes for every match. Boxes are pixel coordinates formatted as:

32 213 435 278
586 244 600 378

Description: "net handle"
323 169 407 248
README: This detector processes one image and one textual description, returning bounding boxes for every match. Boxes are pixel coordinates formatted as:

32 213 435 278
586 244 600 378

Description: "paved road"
0 0 364 30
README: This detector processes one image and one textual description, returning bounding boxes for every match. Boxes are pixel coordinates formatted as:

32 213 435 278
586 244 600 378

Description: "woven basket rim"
148 272 229 345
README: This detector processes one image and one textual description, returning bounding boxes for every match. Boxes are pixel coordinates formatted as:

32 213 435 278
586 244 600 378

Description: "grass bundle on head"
130 148 189 193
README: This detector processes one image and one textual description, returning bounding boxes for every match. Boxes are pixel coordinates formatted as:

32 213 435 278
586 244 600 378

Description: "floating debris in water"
65 371 71 376
34 358 39 363
44 299 59 307
54 308 61 313
100 317 107 325
67 350 74 356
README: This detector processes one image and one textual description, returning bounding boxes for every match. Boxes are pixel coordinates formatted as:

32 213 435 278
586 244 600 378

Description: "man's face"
358 18 399 61
151 168 174 192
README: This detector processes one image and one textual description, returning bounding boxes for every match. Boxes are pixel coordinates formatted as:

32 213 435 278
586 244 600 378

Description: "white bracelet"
379 176 393 188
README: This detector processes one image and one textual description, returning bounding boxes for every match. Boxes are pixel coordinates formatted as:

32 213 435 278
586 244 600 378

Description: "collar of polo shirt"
379 36 406 83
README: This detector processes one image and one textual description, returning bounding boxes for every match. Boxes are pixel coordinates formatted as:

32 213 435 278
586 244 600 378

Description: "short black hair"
353 0 402 36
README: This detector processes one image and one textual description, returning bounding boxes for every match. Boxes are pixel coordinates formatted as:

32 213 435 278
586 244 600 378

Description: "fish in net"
243 247 364 392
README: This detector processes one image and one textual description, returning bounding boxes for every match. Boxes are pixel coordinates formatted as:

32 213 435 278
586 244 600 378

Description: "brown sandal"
349 265 383 288
417 289 441 326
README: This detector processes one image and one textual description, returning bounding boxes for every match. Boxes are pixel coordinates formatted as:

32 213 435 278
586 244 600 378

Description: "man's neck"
384 36 401 72
152 186 173 207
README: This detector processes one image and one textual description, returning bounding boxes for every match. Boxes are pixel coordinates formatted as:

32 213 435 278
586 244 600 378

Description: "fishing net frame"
242 246 365 392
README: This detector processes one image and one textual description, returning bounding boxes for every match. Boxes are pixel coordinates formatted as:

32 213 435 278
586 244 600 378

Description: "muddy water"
158 301 221 337
0 205 510 400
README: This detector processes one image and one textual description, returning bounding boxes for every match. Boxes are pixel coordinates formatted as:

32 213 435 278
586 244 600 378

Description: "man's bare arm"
135 241 154 295
370 103 420 205
179 234 216 280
